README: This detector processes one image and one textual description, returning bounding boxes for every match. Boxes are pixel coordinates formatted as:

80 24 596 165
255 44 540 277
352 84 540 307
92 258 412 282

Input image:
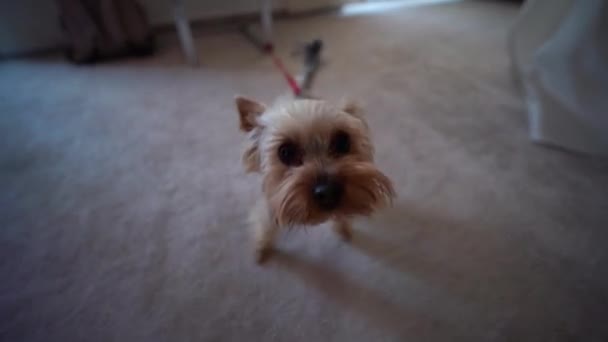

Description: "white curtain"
508 0 608 156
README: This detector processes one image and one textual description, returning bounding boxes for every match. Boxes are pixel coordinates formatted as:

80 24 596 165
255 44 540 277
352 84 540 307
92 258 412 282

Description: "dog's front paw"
255 247 274 264
333 221 352 242
337 227 352 242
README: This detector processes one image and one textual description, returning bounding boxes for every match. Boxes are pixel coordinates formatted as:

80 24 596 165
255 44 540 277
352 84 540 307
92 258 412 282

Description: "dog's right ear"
236 96 265 172
236 96 266 132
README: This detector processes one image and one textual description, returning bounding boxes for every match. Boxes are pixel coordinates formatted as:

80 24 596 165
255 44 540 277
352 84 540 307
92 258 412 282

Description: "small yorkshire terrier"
236 96 395 263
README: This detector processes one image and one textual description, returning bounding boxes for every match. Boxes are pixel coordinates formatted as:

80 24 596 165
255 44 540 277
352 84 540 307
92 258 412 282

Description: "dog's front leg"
250 199 280 264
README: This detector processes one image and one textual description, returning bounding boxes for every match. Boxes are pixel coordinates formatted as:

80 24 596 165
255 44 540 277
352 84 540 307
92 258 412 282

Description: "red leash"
265 44 302 96
240 27 322 97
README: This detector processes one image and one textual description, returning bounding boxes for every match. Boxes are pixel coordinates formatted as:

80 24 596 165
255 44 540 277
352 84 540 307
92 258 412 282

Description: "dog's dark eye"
278 142 302 166
330 130 351 156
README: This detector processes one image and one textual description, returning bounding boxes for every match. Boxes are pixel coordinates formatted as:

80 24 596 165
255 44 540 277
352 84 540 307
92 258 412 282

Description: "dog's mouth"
269 162 395 227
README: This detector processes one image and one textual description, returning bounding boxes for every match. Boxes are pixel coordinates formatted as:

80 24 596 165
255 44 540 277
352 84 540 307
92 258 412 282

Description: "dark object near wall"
55 0 154 63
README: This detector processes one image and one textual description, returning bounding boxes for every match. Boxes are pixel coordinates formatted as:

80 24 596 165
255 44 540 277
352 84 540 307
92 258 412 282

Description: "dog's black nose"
312 176 343 211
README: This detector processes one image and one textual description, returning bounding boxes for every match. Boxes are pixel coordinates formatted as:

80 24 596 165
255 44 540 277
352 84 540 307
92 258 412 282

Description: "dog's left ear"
236 96 266 132
340 99 369 130
340 99 364 119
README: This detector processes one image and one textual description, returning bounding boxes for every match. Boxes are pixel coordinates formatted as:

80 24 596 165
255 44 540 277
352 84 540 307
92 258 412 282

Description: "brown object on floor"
56 0 154 63
1 1 608 341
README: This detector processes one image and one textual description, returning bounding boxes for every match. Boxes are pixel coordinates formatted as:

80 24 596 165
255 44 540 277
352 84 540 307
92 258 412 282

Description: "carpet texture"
2 1 608 341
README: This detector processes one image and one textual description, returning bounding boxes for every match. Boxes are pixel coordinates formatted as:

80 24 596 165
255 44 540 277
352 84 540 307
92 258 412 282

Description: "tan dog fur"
236 96 395 263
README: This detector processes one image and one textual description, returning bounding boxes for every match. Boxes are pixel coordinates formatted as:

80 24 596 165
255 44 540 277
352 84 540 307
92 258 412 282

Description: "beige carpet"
2 1 608 341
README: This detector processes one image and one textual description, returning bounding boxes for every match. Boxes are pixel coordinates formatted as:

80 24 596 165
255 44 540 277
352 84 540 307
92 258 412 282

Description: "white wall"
144 0 267 25
0 0 280 56
0 0 357 56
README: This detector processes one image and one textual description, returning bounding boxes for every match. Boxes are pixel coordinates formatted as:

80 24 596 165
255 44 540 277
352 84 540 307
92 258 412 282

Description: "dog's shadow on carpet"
270 249 453 340
348 201 537 305
270 201 551 338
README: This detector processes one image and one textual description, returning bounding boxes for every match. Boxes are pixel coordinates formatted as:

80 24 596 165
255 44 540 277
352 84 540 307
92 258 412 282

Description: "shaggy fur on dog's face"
237 96 395 227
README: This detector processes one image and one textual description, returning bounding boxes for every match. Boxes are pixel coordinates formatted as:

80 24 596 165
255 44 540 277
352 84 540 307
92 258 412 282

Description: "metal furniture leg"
172 0 199 66
260 0 273 46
